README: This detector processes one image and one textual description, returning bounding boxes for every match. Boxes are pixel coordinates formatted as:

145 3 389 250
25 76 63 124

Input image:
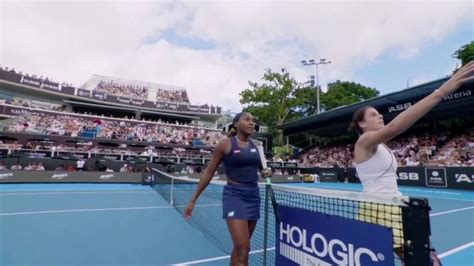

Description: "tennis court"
1 181 472 265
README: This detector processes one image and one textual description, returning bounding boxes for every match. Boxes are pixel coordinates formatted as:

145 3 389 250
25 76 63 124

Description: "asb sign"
276 205 394 266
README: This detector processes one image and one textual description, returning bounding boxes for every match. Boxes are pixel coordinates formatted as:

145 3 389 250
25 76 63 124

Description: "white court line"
439 242 474 259
172 247 276 265
400 188 461 195
0 191 155 196
172 237 472 265
7 190 470 202
0 204 221 216
301 186 474 202
430 206 474 217
420 195 474 202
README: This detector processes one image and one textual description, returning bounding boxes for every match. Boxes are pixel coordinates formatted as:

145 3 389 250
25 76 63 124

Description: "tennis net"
152 169 434 265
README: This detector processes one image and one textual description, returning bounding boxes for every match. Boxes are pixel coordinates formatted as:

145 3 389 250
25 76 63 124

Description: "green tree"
453 41 474 66
239 68 316 145
320 81 379 111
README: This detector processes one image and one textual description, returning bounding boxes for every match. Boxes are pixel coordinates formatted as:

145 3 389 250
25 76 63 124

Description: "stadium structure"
0 68 227 174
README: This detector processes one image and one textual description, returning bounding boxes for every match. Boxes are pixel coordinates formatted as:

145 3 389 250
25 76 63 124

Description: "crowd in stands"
299 130 474 167
0 96 202 127
0 66 224 115
94 80 148 99
6 113 224 147
0 98 66 112
156 88 189 104
0 66 74 87
0 161 46 171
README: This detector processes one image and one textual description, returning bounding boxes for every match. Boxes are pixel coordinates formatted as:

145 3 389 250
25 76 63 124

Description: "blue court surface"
1 182 472 265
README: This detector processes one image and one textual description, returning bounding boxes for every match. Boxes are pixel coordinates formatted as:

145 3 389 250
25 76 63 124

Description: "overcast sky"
1 0 472 112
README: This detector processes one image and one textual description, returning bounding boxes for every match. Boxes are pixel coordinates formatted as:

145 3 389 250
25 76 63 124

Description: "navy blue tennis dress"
221 136 262 221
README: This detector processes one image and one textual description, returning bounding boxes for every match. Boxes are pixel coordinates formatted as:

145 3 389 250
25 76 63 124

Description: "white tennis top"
355 144 401 195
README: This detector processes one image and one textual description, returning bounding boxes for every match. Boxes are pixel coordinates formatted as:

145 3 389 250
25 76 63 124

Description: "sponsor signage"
268 162 283 168
153 156 179 164
188 105 200 112
179 157 204 165
425 168 447 188
76 88 91 97
351 167 473 189
100 154 121 161
0 171 141 183
51 173 68 180
320 170 338 182
130 98 145 106
99 174 114 180
92 91 106 100
455 173 473 183
3 106 32 116
446 167 474 190
388 89 472 113
283 162 298 168
117 96 131 105
396 167 425 187
20 76 42 88
56 152 89 159
154 102 168 109
41 81 60 91
276 205 394 266
18 150 52 158
0 172 14 180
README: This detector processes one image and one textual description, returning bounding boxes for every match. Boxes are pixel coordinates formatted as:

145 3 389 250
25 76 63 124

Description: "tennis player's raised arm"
358 61 474 150
188 138 228 204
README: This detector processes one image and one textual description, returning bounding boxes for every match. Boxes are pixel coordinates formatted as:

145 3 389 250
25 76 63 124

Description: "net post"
262 179 271 266
402 197 432 265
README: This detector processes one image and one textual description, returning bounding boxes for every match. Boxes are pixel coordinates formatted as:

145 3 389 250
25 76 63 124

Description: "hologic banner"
275 205 394 266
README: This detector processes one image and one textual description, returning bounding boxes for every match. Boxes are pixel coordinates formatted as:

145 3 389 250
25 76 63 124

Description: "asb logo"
388 102 413 113
397 172 419 181
455 174 473 183
425 168 447 188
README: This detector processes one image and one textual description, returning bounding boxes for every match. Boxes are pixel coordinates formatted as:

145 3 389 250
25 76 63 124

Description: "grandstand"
0 68 222 122
0 66 228 173
279 77 474 190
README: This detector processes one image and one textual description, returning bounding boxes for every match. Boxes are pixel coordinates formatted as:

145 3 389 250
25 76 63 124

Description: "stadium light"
302 58 332 114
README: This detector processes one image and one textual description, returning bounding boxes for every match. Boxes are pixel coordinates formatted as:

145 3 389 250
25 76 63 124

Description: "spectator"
10 163 22 170
76 159 85 171
119 164 129 172
24 162 34 171
36 162 45 171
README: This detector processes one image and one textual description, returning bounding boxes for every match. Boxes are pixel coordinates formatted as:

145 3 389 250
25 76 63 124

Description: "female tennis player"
184 112 271 266
351 61 473 265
